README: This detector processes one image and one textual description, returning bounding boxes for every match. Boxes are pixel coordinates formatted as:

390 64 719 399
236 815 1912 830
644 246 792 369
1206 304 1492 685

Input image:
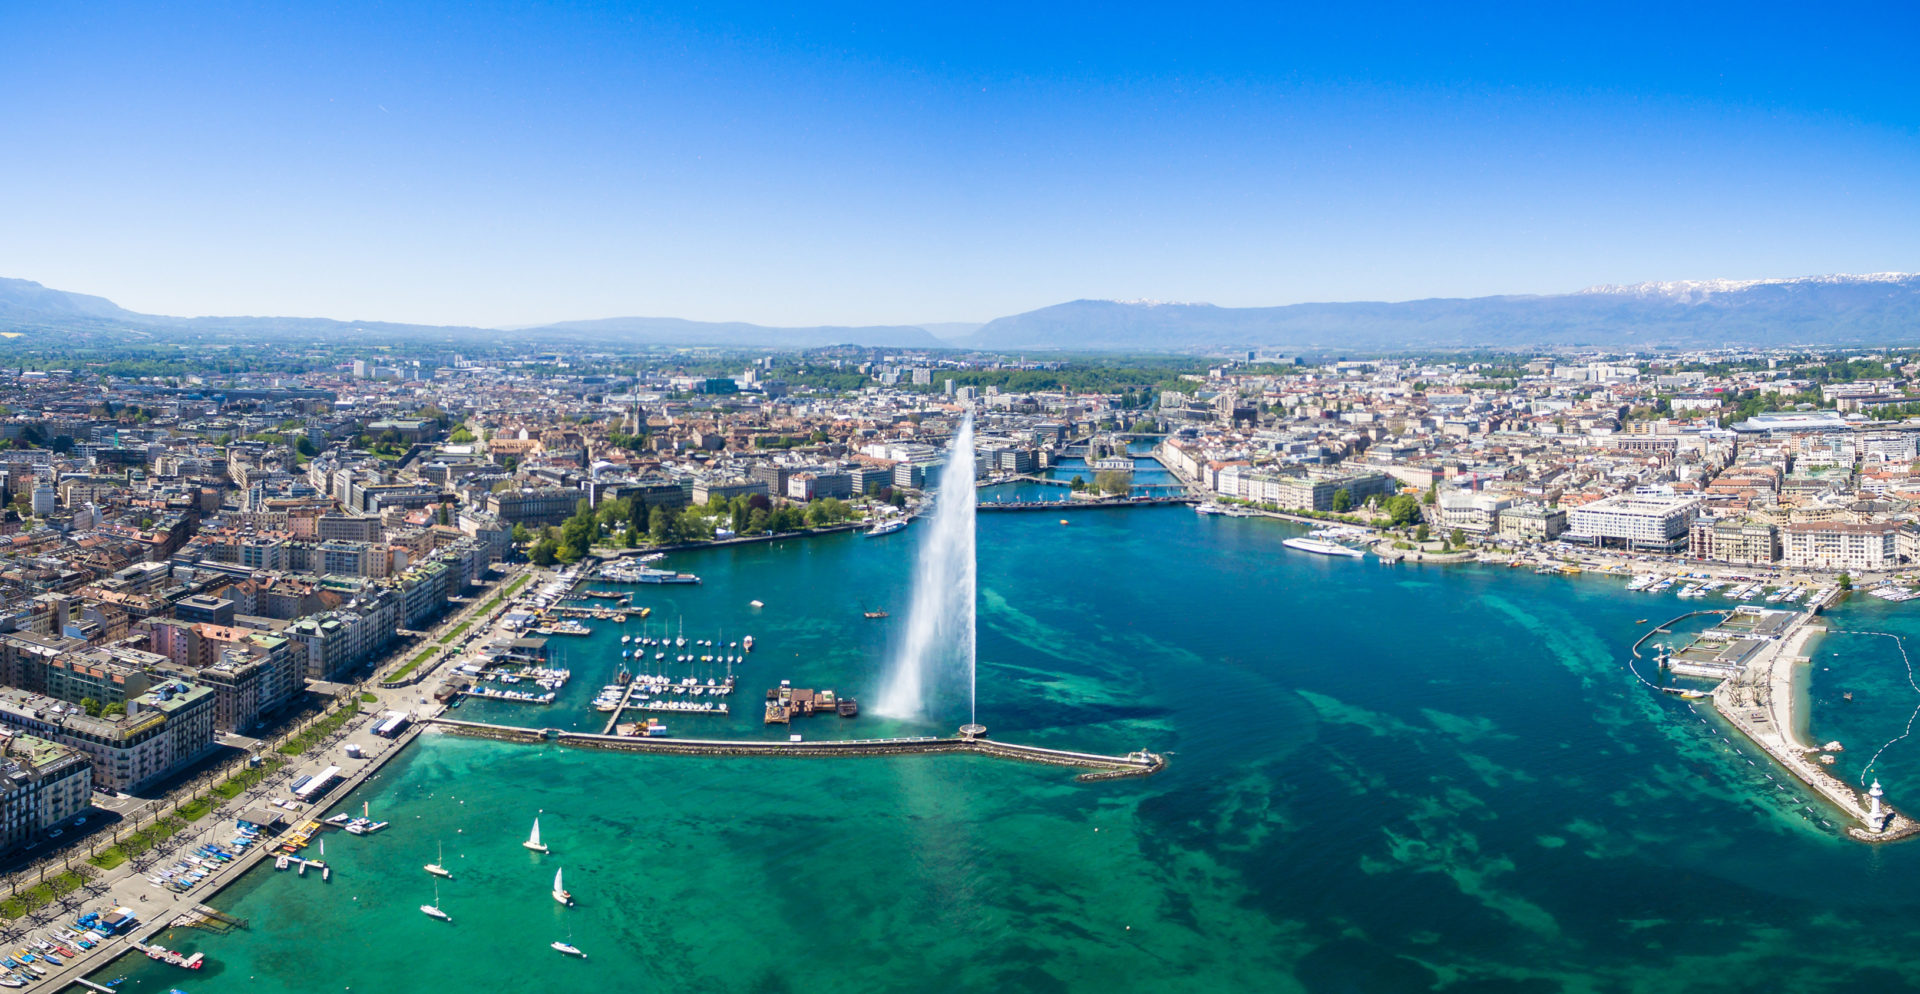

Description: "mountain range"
5 272 1919 353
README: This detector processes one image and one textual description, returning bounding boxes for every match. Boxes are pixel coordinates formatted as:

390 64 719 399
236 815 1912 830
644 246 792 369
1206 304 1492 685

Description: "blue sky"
3 1 1917 327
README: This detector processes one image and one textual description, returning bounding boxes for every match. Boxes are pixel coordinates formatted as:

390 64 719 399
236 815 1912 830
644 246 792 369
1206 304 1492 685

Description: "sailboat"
421 880 451 922
552 867 573 906
523 817 550 854
551 940 586 958
425 841 453 879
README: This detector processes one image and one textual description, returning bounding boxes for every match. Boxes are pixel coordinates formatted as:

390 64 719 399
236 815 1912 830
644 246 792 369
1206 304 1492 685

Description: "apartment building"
1781 522 1897 572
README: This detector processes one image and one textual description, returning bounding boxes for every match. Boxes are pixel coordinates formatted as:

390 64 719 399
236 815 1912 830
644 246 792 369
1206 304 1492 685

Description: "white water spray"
875 414 977 721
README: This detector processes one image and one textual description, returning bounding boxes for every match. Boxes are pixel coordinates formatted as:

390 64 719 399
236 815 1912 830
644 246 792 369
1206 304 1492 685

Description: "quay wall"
976 497 1193 513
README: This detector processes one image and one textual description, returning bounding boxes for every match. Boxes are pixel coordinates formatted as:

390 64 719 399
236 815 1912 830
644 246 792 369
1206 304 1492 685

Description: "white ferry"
864 519 909 538
1281 536 1367 559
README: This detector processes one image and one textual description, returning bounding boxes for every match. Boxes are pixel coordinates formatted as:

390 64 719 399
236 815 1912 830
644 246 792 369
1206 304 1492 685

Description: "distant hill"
5 272 1920 352
0 278 942 348
528 316 944 348
963 273 1920 351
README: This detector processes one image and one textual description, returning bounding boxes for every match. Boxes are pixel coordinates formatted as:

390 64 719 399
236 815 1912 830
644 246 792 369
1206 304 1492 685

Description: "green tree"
649 506 674 544
558 509 596 560
1450 528 1466 548
1381 494 1423 527
1330 488 1352 513
79 697 101 717
530 538 559 566
1069 475 1087 492
1838 572 1854 590
1415 523 1430 543
102 701 125 717
511 523 531 546
676 511 713 542
1423 482 1438 506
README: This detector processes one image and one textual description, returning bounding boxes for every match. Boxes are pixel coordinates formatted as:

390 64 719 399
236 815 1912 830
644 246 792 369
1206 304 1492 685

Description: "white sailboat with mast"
425 841 452 879
523 817 549 853
552 866 573 906
421 880 451 922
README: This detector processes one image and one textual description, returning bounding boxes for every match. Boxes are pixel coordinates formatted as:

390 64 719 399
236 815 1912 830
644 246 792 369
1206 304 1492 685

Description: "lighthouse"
1867 779 1891 833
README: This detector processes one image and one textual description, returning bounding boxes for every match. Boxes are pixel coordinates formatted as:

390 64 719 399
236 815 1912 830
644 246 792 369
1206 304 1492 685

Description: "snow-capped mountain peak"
1575 272 1918 302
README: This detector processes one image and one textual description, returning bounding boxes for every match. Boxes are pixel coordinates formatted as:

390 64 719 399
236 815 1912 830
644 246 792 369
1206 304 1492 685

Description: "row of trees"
1067 471 1135 495
522 492 862 564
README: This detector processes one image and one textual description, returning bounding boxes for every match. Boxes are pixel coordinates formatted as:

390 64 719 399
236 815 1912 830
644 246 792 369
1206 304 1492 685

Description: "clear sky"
3 2 1917 328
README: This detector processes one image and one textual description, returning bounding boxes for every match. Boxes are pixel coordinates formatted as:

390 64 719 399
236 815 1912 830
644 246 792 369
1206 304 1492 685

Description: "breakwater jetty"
1672 606 1919 842
427 718 1166 781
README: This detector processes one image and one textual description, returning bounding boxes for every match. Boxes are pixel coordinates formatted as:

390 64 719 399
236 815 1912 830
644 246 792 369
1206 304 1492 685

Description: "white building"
1567 491 1701 551
1781 522 1897 572
1436 491 1512 534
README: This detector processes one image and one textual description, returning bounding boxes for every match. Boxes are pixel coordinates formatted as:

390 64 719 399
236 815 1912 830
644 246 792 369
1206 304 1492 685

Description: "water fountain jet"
874 414 976 721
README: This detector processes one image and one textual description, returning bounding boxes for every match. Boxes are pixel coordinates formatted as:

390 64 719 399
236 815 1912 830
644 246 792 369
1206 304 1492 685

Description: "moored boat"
426 841 453 879
1281 536 1366 559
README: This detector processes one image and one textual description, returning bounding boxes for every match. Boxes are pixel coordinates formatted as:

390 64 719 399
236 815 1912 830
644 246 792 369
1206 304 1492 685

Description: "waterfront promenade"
16 566 540 991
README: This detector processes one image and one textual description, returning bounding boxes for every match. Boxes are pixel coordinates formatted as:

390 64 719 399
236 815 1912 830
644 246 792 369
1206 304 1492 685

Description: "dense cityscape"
0 344 1917 874
9 2 1920 990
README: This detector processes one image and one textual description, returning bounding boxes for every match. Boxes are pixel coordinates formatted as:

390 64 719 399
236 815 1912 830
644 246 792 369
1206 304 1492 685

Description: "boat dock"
600 679 643 733
167 905 250 933
273 855 332 879
459 686 557 704
430 718 1165 781
541 605 633 621
128 941 204 969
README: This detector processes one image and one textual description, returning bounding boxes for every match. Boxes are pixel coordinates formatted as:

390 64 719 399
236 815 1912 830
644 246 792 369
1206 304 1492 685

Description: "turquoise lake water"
93 508 1920 993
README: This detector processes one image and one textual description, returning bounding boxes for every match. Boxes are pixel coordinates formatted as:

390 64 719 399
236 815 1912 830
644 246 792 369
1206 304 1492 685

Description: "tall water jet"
875 414 977 721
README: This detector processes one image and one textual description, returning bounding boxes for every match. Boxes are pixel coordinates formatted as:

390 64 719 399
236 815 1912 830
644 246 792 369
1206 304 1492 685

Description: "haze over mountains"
4 273 1918 353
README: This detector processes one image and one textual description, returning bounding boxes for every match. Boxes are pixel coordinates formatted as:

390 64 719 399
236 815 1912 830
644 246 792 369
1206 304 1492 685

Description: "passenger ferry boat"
865 518 909 537
1281 537 1367 558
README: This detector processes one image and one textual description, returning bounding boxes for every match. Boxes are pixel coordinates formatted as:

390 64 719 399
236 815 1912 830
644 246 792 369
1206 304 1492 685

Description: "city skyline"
4 2 1918 328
